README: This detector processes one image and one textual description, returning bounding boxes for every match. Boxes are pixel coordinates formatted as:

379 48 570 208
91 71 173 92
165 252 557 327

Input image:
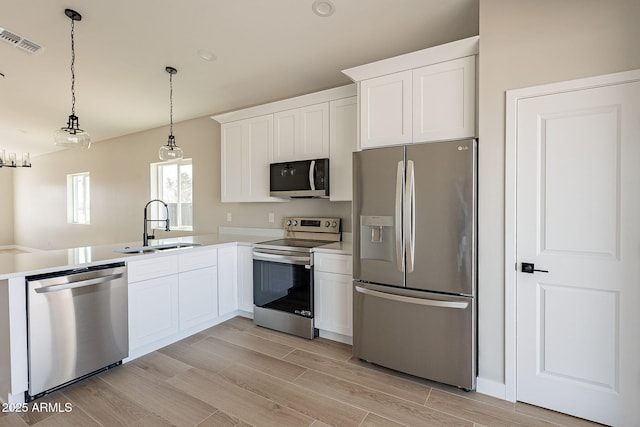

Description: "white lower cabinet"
218 245 239 316
178 248 218 330
128 249 220 356
237 245 254 313
314 253 353 340
128 255 180 352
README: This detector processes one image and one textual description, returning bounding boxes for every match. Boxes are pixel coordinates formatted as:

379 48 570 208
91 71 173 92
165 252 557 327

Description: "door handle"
34 273 124 293
355 286 469 309
521 262 549 274
395 160 404 273
308 160 316 191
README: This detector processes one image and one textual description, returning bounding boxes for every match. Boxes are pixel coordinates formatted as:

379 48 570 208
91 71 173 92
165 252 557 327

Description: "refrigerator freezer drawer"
353 283 475 390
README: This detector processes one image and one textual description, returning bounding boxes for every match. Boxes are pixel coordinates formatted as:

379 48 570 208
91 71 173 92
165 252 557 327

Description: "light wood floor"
1 317 600 427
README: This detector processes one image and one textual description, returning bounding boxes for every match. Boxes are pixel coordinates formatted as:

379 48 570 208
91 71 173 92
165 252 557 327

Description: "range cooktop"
254 216 342 252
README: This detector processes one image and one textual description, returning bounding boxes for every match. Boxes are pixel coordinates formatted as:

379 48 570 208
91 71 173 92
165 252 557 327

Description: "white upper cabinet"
213 85 356 203
273 102 329 162
360 70 413 148
343 36 479 149
220 114 281 203
412 56 476 143
329 96 357 201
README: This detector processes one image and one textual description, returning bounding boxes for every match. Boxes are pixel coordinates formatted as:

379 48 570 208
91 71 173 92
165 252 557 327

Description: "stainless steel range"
253 217 341 339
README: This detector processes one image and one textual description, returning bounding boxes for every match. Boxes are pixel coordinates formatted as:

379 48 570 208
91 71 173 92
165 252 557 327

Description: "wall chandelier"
0 150 31 168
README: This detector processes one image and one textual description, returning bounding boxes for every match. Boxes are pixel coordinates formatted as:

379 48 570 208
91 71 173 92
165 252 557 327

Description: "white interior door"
515 76 640 426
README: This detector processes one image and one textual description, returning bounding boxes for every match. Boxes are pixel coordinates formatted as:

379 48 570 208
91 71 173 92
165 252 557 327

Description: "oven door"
253 249 313 317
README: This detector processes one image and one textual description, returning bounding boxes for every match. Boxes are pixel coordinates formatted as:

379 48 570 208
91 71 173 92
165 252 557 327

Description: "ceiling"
0 0 478 158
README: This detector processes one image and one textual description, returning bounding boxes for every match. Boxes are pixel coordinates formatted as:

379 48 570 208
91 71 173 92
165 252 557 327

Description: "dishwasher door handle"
34 273 124 294
355 286 469 309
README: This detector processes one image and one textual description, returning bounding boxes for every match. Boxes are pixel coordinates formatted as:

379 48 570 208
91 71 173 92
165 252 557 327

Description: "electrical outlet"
268 212 275 223
226 212 232 222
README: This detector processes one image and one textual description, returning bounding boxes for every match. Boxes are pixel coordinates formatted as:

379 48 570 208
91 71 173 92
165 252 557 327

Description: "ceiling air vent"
0 27 43 55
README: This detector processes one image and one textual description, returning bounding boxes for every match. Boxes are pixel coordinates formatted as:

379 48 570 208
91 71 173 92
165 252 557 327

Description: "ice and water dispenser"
360 215 394 261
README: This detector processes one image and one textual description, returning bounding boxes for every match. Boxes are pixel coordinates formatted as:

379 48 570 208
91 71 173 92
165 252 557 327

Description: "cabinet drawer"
128 255 178 283
314 253 352 275
178 248 218 272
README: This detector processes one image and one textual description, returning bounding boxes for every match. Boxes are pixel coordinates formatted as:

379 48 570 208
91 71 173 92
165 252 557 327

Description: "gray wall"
0 173 13 246
477 0 640 386
10 117 350 250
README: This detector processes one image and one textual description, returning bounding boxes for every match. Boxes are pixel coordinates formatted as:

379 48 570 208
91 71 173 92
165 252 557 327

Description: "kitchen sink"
114 242 201 254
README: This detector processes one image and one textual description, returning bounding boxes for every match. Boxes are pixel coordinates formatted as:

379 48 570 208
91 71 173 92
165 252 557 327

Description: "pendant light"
159 66 183 161
54 9 91 149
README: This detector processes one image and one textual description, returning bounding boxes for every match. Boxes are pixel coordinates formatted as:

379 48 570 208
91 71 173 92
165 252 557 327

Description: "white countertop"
0 234 258 279
0 232 352 279
314 241 352 255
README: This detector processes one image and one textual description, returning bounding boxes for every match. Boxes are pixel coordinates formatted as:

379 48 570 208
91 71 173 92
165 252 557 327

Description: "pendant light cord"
70 18 76 116
169 72 174 139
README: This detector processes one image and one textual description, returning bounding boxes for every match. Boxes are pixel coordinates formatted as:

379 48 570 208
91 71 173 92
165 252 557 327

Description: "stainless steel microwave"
270 158 329 198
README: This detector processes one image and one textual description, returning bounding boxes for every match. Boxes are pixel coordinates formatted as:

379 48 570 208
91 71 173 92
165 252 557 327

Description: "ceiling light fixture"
158 66 183 161
197 49 216 62
312 0 335 17
54 9 91 149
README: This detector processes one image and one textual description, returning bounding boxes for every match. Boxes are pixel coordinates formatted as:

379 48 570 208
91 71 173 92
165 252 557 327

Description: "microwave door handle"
308 160 316 191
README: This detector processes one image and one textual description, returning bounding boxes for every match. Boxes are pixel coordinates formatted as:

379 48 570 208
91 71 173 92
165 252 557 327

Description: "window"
151 159 193 230
67 172 90 224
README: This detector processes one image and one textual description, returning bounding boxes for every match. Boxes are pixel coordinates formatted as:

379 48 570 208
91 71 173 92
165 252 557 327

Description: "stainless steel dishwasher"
26 262 128 401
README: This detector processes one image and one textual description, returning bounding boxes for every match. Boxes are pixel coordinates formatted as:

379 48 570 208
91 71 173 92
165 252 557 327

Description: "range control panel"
283 217 341 233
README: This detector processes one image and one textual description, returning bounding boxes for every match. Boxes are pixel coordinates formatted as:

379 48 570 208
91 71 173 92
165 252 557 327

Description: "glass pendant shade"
159 135 183 161
54 114 91 148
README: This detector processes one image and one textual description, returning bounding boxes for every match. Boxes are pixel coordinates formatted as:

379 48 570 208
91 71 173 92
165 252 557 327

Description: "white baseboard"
476 377 508 401
318 330 352 345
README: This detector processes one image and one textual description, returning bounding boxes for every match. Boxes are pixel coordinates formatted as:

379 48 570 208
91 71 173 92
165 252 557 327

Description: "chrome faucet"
143 199 170 246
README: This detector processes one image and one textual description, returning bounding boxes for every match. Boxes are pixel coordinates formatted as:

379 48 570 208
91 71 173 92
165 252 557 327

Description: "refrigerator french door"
352 139 476 390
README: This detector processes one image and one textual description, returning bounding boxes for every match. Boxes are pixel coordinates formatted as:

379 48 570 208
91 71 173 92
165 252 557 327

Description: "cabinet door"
129 275 179 350
314 271 353 337
237 245 254 313
360 70 413 148
218 245 238 316
299 103 329 159
273 103 329 161
221 121 247 202
179 266 218 330
178 248 217 272
221 115 277 202
273 109 298 162
413 56 476 143
329 97 357 201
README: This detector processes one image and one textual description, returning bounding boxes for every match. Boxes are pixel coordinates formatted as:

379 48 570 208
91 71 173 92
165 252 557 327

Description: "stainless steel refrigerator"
352 138 476 390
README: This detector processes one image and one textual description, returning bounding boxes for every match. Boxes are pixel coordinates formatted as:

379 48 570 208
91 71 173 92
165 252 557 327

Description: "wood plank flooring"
0 317 601 427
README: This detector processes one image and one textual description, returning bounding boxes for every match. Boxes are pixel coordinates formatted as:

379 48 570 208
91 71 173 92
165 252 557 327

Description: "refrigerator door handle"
355 286 469 309
405 160 416 273
308 160 316 191
395 160 404 272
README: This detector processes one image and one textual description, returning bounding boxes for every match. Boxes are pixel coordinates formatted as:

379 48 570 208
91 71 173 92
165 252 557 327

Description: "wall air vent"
0 27 43 55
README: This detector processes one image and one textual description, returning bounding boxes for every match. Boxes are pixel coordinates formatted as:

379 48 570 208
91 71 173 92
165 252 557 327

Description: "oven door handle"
253 251 311 266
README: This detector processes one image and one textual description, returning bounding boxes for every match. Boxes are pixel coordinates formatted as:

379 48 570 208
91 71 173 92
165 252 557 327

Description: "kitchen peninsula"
0 231 351 405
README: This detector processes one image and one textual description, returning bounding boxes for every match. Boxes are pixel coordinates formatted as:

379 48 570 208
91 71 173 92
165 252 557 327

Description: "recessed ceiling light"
198 49 217 62
312 0 335 17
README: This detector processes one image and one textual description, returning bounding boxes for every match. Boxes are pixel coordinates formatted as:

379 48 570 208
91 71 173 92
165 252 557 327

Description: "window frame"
66 172 91 225
150 158 193 231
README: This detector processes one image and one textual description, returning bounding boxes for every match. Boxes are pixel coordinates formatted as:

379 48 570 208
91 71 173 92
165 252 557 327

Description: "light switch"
268 212 275 223
226 212 232 222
